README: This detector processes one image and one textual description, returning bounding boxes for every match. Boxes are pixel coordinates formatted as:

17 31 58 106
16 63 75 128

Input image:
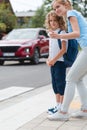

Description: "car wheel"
0 60 4 65
31 48 39 64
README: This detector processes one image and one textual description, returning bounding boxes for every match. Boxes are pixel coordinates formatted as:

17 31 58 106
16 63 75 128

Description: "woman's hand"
48 31 60 39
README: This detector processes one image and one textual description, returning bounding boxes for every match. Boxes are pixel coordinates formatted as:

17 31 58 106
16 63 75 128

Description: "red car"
0 28 49 65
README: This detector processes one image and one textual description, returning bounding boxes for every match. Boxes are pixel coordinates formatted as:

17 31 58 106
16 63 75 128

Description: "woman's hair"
52 0 73 10
45 10 66 30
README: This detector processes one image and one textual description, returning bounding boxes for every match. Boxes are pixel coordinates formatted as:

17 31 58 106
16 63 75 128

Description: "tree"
29 5 46 28
84 0 87 17
72 0 82 11
44 0 52 12
29 0 53 28
44 0 82 12
0 3 17 33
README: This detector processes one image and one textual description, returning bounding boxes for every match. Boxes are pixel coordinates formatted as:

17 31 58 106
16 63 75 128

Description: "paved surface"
17 87 87 130
17 112 87 130
0 80 87 130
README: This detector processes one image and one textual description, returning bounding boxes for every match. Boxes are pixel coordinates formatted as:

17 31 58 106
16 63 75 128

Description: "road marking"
0 86 33 101
0 88 55 130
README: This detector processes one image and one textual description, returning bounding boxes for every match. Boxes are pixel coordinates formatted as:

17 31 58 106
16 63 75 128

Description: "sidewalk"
17 112 87 130
17 86 87 130
0 82 87 130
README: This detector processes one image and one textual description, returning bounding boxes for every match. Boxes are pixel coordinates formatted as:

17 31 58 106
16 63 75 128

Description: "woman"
48 0 87 121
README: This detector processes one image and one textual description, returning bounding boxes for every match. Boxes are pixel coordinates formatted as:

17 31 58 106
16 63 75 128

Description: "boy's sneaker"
71 110 87 118
47 111 69 121
48 106 58 115
48 104 61 115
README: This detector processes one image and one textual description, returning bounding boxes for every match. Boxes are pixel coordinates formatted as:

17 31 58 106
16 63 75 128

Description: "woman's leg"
77 80 87 111
61 49 87 112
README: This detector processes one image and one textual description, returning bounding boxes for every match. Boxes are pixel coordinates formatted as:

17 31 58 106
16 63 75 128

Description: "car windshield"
6 29 38 40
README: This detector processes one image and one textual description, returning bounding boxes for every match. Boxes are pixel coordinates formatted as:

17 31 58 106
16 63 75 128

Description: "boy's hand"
46 59 53 66
46 59 49 66
46 58 56 66
48 59 56 66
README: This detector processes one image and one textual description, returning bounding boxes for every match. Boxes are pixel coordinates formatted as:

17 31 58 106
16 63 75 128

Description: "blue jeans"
51 61 66 95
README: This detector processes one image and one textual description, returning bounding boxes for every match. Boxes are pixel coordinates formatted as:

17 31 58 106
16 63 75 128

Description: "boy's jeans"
61 47 87 112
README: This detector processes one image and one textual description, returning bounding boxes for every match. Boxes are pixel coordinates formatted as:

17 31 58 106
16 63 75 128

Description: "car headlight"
25 48 29 53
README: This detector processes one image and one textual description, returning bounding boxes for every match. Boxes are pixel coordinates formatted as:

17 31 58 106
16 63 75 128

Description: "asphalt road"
0 59 51 90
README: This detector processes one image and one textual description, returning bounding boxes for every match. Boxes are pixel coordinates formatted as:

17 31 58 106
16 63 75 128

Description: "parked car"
0 28 49 65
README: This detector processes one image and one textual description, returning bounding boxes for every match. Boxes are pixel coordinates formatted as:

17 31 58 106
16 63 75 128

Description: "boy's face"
53 2 67 16
49 16 59 30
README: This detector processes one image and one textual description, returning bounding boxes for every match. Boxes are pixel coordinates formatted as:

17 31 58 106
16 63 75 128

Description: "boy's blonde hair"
52 0 73 10
45 10 66 30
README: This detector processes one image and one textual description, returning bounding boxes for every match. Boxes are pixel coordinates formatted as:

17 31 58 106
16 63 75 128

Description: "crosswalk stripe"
0 88 55 130
0 86 33 101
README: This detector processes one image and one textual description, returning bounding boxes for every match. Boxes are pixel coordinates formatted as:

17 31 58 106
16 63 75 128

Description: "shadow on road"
2 60 46 66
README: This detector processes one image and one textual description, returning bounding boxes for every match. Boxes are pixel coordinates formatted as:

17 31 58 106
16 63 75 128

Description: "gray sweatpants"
61 47 87 112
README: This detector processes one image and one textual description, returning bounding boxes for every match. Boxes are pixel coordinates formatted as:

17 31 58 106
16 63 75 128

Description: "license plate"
3 53 15 56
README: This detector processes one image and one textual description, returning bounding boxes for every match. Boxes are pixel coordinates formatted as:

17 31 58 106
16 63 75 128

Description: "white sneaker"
71 110 87 118
47 111 69 121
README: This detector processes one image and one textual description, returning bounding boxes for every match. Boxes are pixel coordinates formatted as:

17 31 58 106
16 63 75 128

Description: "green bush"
0 23 6 32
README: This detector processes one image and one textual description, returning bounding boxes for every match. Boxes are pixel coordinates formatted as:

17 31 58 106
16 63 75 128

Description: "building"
0 0 36 26
0 0 35 17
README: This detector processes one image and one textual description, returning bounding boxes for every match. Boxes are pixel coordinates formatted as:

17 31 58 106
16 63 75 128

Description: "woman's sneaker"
48 104 61 115
47 111 69 121
71 110 87 118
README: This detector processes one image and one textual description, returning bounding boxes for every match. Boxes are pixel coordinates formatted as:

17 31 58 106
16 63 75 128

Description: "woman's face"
49 16 59 30
53 2 67 16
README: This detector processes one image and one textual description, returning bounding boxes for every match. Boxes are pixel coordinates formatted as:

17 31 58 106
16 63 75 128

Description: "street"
0 59 51 90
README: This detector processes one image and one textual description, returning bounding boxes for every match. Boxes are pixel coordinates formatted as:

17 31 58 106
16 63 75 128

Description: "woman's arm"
49 16 80 39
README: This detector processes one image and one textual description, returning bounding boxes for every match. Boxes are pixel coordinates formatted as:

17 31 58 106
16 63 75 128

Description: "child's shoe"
48 104 61 115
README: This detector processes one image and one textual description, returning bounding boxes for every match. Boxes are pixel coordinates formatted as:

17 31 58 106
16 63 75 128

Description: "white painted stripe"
0 87 55 130
0 86 33 101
